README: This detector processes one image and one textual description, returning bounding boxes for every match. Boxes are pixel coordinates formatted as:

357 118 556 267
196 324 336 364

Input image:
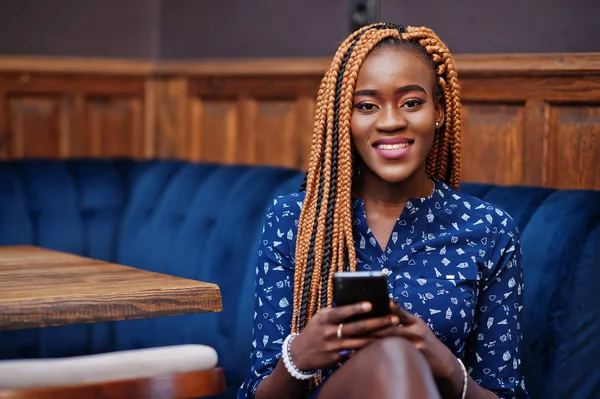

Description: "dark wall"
380 0 600 54
160 0 600 58
0 0 160 58
159 0 349 58
0 0 598 59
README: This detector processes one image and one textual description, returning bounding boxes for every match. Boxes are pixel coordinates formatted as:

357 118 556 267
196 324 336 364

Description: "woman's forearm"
255 359 311 399
437 359 499 399
462 376 499 399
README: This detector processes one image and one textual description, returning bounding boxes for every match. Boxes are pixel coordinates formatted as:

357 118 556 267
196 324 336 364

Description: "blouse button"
382 268 390 276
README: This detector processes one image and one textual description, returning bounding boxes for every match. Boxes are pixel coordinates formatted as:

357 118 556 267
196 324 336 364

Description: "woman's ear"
434 98 445 128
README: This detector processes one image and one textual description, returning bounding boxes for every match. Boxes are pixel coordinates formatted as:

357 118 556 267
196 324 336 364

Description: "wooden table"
0 246 222 330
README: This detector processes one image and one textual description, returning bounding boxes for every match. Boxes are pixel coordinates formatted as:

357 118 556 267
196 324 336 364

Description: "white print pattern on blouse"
238 179 529 399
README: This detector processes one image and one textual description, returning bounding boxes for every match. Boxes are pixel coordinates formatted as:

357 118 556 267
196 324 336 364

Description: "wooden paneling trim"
150 78 189 159
157 58 333 77
0 77 8 159
1 53 599 190
143 79 157 157
2 53 600 77
453 53 600 77
522 100 551 186
0 56 154 76
189 76 321 98
237 97 258 164
460 75 600 102
2 74 146 95
157 53 600 77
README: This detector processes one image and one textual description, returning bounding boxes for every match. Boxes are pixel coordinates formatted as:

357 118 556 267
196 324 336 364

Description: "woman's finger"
339 314 399 337
390 301 420 325
368 324 421 340
335 337 374 350
367 325 395 338
326 337 375 361
326 302 372 324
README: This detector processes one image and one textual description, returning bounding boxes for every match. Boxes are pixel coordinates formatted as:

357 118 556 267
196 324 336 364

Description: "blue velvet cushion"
0 160 134 360
1 160 599 399
461 184 600 398
520 191 600 398
112 162 303 397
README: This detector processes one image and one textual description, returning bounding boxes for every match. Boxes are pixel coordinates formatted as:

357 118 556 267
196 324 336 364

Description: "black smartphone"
332 271 392 322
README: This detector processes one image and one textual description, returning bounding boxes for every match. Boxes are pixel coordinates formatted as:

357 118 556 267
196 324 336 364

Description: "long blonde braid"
292 23 462 342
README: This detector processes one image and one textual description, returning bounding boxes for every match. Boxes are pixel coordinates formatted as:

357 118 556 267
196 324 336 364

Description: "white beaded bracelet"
281 333 317 380
457 358 468 399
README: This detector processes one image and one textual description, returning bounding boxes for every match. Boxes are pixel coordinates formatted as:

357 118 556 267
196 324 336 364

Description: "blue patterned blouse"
238 179 529 399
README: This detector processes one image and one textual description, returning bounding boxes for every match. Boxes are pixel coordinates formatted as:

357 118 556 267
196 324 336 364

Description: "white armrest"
0 344 218 389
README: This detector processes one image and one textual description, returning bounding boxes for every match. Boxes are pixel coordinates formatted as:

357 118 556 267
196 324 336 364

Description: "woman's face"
351 46 443 184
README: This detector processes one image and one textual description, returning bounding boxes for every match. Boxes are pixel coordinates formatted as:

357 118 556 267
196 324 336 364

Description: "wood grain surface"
0 368 226 399
1 53 599 190
2 53 599 76
0 246 222 330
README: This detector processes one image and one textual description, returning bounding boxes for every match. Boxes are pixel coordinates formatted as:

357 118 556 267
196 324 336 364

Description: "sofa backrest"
1 160 599 399
0 160 137 362
111 161 304 397
459 183 600 399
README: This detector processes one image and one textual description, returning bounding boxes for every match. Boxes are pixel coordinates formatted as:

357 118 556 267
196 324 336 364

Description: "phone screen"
332 271 391 322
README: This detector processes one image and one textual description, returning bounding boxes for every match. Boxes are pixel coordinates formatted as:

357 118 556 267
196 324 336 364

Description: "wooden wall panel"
149 78 188 159
461 103 524 185
7 96 68 159
85 97 143 158
548 105 600 189
235 98 258 165
0 72 147 161
254 100 298 168
186 97 315 169
521 100 551 187
296 97 316 170
185 76 319 169
188 99 238 163
0 54 599 190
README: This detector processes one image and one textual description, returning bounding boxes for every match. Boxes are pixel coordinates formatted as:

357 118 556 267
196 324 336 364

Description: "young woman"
238 22 528 399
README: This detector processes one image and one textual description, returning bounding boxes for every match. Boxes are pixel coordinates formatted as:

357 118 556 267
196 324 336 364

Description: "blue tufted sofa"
0 159 599 399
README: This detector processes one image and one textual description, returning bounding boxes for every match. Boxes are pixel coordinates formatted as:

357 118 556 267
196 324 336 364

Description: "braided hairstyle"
293 23 462 339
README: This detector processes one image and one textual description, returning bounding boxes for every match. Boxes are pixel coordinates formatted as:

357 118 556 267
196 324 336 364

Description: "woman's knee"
361 337 428 372
318 338 438 399
368 336 416 354
331 337 432 389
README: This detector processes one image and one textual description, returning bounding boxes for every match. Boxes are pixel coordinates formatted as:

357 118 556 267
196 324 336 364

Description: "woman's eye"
356 103 377 111
403 100 423 108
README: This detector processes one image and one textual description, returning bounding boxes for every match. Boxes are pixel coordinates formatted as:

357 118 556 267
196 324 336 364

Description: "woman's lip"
373 142 414 160
372 137 414 146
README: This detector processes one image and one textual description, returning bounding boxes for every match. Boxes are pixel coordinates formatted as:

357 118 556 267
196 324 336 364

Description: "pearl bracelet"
281 333 317 380
457 358 468 399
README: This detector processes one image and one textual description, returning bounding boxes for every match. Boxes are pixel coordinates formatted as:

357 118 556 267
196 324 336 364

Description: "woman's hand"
372 301 464 398
290 302 399 371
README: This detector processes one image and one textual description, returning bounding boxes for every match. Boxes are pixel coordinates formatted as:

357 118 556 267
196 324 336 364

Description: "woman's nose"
375 105 407 132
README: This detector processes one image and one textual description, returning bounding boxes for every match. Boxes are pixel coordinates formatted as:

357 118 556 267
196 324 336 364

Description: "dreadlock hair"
293 23 462 344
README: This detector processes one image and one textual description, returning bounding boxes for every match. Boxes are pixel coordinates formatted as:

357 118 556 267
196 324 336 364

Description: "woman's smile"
372 136 415 160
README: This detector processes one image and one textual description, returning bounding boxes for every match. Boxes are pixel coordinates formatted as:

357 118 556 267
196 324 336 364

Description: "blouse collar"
351 178 450 220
